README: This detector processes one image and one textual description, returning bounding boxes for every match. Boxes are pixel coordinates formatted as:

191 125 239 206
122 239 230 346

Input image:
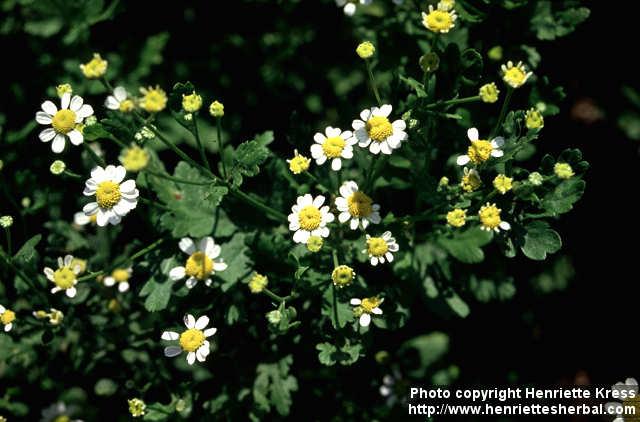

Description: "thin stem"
4 227 11 256
425 95 482 109
331 249 340 328
365 59 383 106
82 142 106 167
229 188 286 221
143 168 214 186
192 114 211 171
62 169 82 179
262 287 287 303
107 134 127 148
491 87 514 138
216 118 227 178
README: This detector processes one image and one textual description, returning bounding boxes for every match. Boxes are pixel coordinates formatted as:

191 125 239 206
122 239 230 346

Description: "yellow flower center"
332 265 355 287
179 328 205 352
53 267 76 289
249 273 268 293
446 209 467 227
185 252 213 280
504 67 526 87
347 191 373 217
182 92 203 113
112 268 130 283
289 155 310 174
367 237 388 257
479 83 499 103
52 109 77 134
479 204 502 229
298 205 322 231
461 171 482 192
119 99 135 112
424 10 454 32
360 297 382 313
467 140 493 164
120 145 149 172
1 309 15 325
53 416 71 422
306 236 323 252
321 136 346 158
80 53 108 78
96 181 122 209
366 116 393 142
493 174 513 194
554 163 574 179
140 87 167 113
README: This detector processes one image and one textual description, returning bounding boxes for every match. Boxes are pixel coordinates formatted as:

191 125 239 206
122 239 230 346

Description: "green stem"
229 188 286 221
82 142 106 167
492 87 514 138
331 249 340 328
365 59 383 106
262 287 288 303
426 95 482 109
63 169 83 179
192 114 211 171
0 247 48 303
143 168 214 186
4 227 11 256
216 118 227 178
107 134 127 148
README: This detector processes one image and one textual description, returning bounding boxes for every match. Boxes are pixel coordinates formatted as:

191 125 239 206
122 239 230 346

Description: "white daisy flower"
169 237 227 289
161 314 217 365
310 126 356 171
103 267 133 292
73 211 97 227
35 92 94 153
352 104 407 155
288 194 335 244
82 165 139 226
40 402 83 422
363 231 399 266
456 127 504 166
605 378 639 422
335 180 381 230
104 86 135 112
350 296 384 327
335 0 371 16
0 304 16 332
43 255 81 298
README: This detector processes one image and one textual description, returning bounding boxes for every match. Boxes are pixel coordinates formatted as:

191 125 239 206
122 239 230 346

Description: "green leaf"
94 378 118 396
438 227 493 263
140 278 176 312
445 291 470 318
316 341 361 366
217 233 252 291
531 1 590 40
83 123 112 141
542 178 585 215
13 234 41 265
230 139 270 186
400 76 426 97
253 355 298 416
399 332 449 377
521 221 562 260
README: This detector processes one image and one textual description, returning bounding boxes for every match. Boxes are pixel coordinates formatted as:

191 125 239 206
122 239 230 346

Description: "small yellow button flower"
479 82 500 103
446 209 467 228
422 4 457 33
209 100 224 117
554 163 574 179
438 0 455 11
460 167 481 192
119 144 150 172
80 53 108 79
438 176 449 187
356 41 375 59
182 91 203 113
249 273 268 293
287 149 311 174
1 305 16 332
56 83 73 98
306 236 323 252
139 86 167 113
525 108 544 129
332 265 355 288
493 174 513 194
478 203 511 232
528 171 543 186
501 60 532 89
128 398 146 417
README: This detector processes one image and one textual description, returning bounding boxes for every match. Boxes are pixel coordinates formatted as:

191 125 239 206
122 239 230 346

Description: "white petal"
104 277 116 286
35 111 53 124
499 221 511 230
312 195 325 208
213 261 227 271
113 166 126 183
114 86 127 101
359 313 371 327
39 128 56 142
161 331 179 341
51 134 66 153
164 346 182 357
169 266 186 281
96 209 109 227
83 202 99 215
392 119 406 130
195 315 209 330
186 351 196 365
492 137 505 147
65 287 77 298
198 237 214 255
379 104 392 117
326 126 341 138
350 298 362 305
184 314 196 329
339 212 351 223
293 229 310 244
352 119 365 130
350 218 359 230
310 143 323 159
360 109 372 121
61 92 71 109
370 142 381 154
313 132 326 144
179 238 196 255
76 104 94 119
379 141 392 155
67 130 83 146
467 127 479 141
491 149 504 158
456 155 470 166
372 307 383 315
186 277 198 289
41 100 57 115
70 95 83 111
91 166 106 182
204 327 218 337
196 348 207 362
331 158 342 171
105 96 120 110
118 282 129 292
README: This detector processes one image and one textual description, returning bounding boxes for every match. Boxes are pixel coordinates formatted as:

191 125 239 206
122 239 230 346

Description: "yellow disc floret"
53 267 76 289
467 140 493 164
461 169 482 192
322 136 346 158
119 99 135 112
479 83 500 103
185 252 213 280
52 109 77 134
209 100 225 117
366 116 393 142
1 309 15 325
179 328 205 352
493 174 513 194
298 206 322 231
288 150 311 174
120 145 150 172
554 163 574 179
356 41 375 59
360 296 383 313
249 273 269 293
111 268 130 283
332 265 355 288
182 91 203 113
367 237 388 257
96 181 122 209
80 53 108 79
525 108 544 129
56 84 72 98
478 203 502 230
502 61 531 88
347 191 373 217
306 236 323 252
422 9 456 33
446 209 467 227
139 86 167 113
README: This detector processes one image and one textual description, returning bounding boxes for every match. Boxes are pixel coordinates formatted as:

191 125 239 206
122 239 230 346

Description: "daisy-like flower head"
554 162 574 179
335 180 381 230
82 165 139 226
310 126 356 171
139 85 167 113
306 235 324 253
56 83 72 98
182 91 203 113
460 167 482 192
493 174 513 194
287 149 311 174
44 255 81 298
335 0 371 16
288 194 335 244
332 265 355 288
209 100 224 117
605 378 640 422
119 144 150 172
105 86 135 112
479 82 500 103
438 0 455 11
248 272 268 294
352 104 407 155
40 402 83 422
79 53 107 79
356 41 375 59
35 92 94 153
128 398 146 418
456 128 504 166
350 296 383 327
104 267 133 292
0 304 16 332
422 4 457 34
525 108 544 129
161 314 217 365
446 209 467 228
501 60 532 89
169 237 227 289
74 211 97 227
33 308 64 326
363 231 399 266
478 202 511 232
